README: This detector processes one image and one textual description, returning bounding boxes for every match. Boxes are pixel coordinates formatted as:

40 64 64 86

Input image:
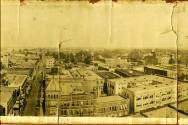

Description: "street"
22 62 43 116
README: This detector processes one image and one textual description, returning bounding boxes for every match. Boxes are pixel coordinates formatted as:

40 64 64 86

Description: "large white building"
119 75 188 113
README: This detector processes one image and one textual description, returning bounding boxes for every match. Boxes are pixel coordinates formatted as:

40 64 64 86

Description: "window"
136 97 141 101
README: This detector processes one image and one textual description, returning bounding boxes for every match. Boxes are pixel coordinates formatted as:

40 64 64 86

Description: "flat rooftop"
7 69 31 76
0 87 15 107
145 65 177 71
108 75 180 92
115 68 144 77
74 69 103 80
142 106 188 118
7 74 27 88
124 75 178 92
10 59 37 69
96 71 120 79
96 95 127 103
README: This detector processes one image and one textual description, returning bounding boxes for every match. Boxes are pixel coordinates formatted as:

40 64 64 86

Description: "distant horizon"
1 45 179 51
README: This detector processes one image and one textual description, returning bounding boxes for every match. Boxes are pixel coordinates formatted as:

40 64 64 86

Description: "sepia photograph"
1 0 188 124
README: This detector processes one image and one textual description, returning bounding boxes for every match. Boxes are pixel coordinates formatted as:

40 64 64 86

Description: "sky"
1 0 188 49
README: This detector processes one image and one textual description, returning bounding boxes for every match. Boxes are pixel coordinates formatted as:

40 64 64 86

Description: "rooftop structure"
115 68 144 78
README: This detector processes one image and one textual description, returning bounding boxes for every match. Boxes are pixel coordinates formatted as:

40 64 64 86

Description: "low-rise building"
144 65 177 79
94 96 129 117
0 87 18 115
144 65 188 82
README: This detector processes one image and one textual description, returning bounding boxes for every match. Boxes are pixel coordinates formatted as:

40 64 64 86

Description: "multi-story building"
45 74 129 117
144 65 177 79
94 96 129 117
4 74 29 115
45 74 98 116
107 78 129 96
46 56 55 69
107 69 144 96
0 87 18 115
119 75 188 113
96 71 120 94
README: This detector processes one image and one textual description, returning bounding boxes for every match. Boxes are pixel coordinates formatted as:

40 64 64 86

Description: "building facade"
46 57 55 69
120 75 181 113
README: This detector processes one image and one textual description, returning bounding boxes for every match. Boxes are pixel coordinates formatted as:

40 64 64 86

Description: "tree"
128 50 143 62
84 55 92 64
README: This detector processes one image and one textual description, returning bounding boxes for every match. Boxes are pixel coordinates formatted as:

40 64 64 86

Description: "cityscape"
1 47 188 118
1 0 188 124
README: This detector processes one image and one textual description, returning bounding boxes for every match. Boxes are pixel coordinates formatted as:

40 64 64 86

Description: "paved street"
22 62 43 116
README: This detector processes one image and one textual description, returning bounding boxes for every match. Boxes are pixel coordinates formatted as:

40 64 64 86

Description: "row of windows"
96 104 128 113
136 90 176 101
47 94 59 99
60 109 93 116
61 100 94 108
136 96 175 108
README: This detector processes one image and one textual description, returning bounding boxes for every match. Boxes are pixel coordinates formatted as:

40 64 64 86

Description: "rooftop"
10 59 37 69
96 71 120 79
145 65 177 71
46 74 103 94
66 68 103 81
124 75 177 92
115 68 144 77
7 69 31 76
109 75 180 92
46 76 85 94
7 74 27 88
95 95 127 103
0 87 15 107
